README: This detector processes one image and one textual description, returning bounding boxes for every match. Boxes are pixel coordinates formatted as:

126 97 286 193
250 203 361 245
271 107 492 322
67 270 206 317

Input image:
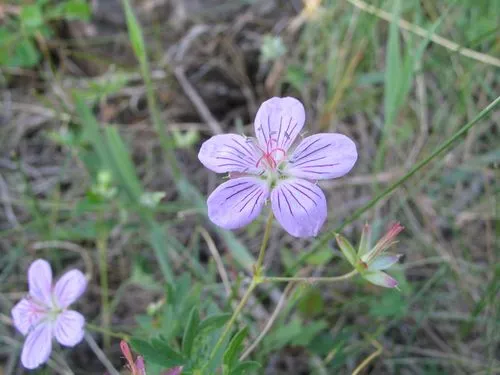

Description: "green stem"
294 95 500 271
97 233 111 349
255 211 274 276
209 280 257 360
262 270 357 283
122 0 181 181
208 211 275 364
86 323 129 340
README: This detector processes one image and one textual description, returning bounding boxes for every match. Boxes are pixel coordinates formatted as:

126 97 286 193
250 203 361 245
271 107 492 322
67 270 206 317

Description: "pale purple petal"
136 357 147 375
54 270 87 308
286 133 357 180
207 177 269 230
11 298 47 336
368 255 401 271
270 178 327 238
54 310 85 347
28 259 53 307
198 134 263 174
254 97 305 151
21 321 53 369
162 367 183 375
363 271 398 288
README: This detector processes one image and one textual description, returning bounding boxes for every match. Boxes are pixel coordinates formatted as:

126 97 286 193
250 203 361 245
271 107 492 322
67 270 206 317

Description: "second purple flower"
198 97 358 238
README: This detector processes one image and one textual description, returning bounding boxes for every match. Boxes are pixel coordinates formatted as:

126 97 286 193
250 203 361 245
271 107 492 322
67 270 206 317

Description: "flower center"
255 138 286 171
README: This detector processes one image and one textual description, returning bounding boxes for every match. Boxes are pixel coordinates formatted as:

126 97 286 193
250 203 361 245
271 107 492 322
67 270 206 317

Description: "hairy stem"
262 269 357 283
255 211 274 276
86 323 128 340
97 232 110 350
352 339 383 375
209 280 257 361
208 211 274 364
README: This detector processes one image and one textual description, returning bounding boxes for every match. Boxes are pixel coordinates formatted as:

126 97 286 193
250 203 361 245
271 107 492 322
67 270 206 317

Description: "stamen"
255 139 287 169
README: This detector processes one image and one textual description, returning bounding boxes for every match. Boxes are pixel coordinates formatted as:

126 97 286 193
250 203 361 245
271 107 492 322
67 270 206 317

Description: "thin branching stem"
294 95 500 270
347 0 500 68
84 333 120 375
86 323 129 340
208 211 275 363
352 339 383 375
208 280 257 362
97 231 110 350
262 269 357 283
255 211 274 276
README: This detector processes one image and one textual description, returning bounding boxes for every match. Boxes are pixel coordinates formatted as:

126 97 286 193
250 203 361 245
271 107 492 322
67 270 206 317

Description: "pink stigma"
255 138 286 169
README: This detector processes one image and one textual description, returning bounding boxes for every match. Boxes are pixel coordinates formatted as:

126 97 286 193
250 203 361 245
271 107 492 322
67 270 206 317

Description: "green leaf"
4 38 41 68
104 126 143 200
21 5 43 30
262 319 302 353
149 224 175 283
335 234 357 267
304 247 334 266
291 320 327 347
75 96 143 203
75 95 176 284
131 338 185 368
368 291 408 319
122 0 147 64
286 65 308 92
384 0 402 127
198 313 231 333
297 287 324 318
232 361 261 375
223 327 249 370
461 262 500 336
358 224 371 257
61 0 91 20
151 338 185 366
182 307 200 357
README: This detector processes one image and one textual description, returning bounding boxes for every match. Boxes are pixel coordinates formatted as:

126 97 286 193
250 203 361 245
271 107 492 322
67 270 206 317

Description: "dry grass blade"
347 0 500 68
198 226 231 295
240 281 296 360
174 66 223 135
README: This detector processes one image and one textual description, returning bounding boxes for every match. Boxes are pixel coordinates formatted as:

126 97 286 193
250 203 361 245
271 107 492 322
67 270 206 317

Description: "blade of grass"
104 126 143 199
291 95 500 272
75 95 175 282
120 0 255 271
347 0 500 68
148 222 175 283
460 263 500 337
75 96 141 202
121 0 180 179
383 0 402 128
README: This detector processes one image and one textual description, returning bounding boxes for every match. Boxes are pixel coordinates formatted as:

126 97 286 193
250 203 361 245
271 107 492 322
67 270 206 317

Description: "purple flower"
198 97 358 237
11 259 87 369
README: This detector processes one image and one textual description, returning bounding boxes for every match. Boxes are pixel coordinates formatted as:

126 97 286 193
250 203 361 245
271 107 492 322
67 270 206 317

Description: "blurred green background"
0 0 499 374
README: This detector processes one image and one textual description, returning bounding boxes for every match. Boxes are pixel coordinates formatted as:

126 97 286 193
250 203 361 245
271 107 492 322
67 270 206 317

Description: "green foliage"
262 317 328 354
0 0 90 67
2 0 500 374
223 327 249 370
131 338 185 369
129 276 260 374
297 287 324 318
182 308 201 357
367 291 409 320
